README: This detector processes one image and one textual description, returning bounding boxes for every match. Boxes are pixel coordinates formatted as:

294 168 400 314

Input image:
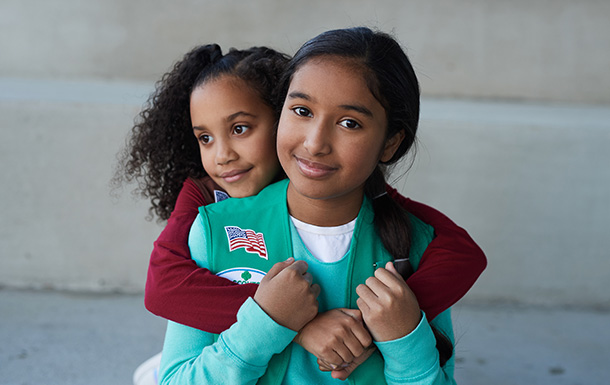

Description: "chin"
231 187 262 198
291 184 333 200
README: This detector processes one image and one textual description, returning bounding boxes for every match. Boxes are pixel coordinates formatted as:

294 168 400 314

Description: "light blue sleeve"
187 212 209 268
158 213 298 385
375 310 456 385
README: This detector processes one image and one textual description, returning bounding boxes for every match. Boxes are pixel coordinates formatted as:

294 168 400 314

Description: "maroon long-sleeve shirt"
145 178 486 333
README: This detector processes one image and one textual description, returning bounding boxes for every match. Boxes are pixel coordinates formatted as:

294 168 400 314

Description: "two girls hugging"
115 27 486 384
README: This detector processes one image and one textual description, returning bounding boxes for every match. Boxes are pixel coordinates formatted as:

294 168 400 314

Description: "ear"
380 130 405 163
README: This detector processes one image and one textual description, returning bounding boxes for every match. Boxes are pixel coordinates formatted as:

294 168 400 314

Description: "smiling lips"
219 168 252 183
295 156 337 179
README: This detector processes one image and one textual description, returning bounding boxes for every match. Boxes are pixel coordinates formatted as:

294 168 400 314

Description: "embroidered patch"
214 190 230 202
217 268 266 284
225 226 268 259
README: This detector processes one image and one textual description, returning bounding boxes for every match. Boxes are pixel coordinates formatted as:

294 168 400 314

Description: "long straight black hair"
277 27 453 366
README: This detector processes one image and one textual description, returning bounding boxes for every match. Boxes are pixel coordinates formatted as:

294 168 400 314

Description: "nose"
215 139 238 165
303 119 332 156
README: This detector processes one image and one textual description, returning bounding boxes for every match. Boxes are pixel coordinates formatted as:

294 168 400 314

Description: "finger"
264 258 294 280
331 367 352 381
342 333 366 358
310 283 321 298
317 358 334 372
331 362 358 380
318 350 345 369
385 261 403 280
346 319 373 348
302 272 313 285
336 309 371 350
318 357 344 371
332 343 355 364
393 258 414 279
363 276 390 298
356 284 377 306
331 347 375 380
376 265 404 286
356 297 370 314
339 308 363 322
287 259 309 275
374 268 407 297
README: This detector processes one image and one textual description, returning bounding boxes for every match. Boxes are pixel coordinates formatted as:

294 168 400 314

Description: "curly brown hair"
112 44 290 221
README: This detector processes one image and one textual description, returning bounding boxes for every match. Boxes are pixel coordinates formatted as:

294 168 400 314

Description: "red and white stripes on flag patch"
224 226 268 259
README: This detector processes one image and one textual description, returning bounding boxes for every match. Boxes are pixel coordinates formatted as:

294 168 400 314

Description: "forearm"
145 179 257 333
145 243 257 332
160 298 296 385
376 311 455 385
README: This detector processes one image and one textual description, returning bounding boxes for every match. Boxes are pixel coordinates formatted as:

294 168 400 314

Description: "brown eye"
339 119 361 129
233 125 249 135
293 106 312 117
199 134 213 144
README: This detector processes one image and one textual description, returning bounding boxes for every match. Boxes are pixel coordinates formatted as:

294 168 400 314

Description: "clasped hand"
356 261 421 342
253 258 320 332
253 260 421 380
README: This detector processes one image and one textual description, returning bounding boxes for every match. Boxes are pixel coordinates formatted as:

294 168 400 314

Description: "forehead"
194 75 253 99
291 56 367 87
288 56 384 115
190 75 266 112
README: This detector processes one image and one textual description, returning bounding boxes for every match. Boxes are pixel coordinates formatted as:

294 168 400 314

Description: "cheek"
275 123 290 159
348 138 384 174
276 113 299 151
199 150 214 172
251 134 280 168
276 136 295 173
252 130 277 155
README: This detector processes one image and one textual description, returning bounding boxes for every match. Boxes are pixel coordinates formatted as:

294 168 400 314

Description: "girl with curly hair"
114 41 485 382
156 27 485 384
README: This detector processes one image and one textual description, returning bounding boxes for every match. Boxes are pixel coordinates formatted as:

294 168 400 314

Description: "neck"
286 183 365 227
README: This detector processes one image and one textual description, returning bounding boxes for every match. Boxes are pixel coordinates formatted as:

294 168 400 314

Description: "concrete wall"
394 100 610 308
1 0 609 307
0 80 160 292
2 0 609 103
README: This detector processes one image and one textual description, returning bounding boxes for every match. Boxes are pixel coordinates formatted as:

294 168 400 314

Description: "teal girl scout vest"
198 179 434 385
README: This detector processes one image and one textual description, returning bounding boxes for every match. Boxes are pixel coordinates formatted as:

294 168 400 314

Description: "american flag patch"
224 226 268 259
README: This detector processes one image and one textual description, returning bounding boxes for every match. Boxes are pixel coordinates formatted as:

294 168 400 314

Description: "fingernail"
286 257 294 262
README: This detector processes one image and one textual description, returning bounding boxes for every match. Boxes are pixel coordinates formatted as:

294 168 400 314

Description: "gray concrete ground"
1 288 608 385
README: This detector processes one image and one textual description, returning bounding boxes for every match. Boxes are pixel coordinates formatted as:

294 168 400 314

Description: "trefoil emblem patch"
224 226 268 259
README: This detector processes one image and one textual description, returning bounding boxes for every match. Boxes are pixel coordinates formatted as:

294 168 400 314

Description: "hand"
318 345 377 381
356 261 421 342
253 258 320 331
294 308 372 369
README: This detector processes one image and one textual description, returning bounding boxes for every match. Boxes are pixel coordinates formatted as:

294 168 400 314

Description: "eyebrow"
287 91 311 101
338 104 373 117
226 111 256 122
192 111 257 131
287 91 373 118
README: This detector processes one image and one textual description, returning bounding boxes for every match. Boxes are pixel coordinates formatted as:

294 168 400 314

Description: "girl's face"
277 57 403 221
191 75 281 198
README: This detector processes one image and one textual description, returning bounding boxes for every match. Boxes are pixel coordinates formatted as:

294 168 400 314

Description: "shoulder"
169 178 208 217
204 179 289 216
187 176 225 206
387 184 462 231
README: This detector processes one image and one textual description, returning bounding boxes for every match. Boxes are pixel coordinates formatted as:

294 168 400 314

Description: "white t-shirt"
289 216 356 263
